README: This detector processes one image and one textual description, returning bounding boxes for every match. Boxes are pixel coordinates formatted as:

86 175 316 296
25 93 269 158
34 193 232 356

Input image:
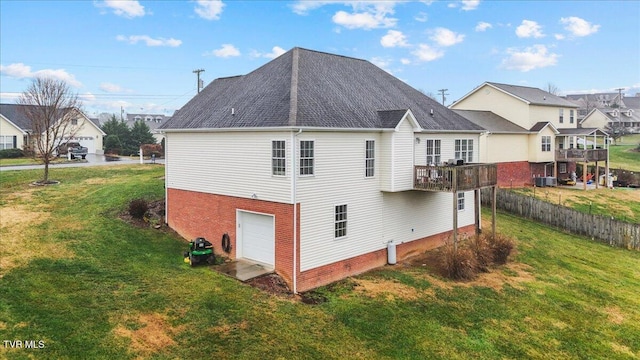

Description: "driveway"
0 154 164 171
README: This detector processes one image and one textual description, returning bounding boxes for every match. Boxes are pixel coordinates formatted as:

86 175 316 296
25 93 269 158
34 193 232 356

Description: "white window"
455 139 473 163
569 110 574 124
541 136 551 152
365 140 375 177
0 135 16 150
457 192 465 211
426 139 441 165
559 109 564 123
299 140 314 176
559 163 567 174
335 204 347 238
272 140 286 176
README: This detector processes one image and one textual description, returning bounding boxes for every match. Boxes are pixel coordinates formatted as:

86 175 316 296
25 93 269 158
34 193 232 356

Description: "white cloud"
290 0 340 15
554 33 565 40
116 35 182 47
97 0 145 18
516 20 544 38
381 30 409 48
501 45 558 72
414 11 428 22
333 8 396 29
412 44 444 62
207 44 240 57
99 82 124 93
291 1 398 29
475 21 492 32
461 0 480 11
194 0 225 20
400 58 411 65
560 16 600 37
0 62 82 87
370 56 393 73
430 27 464 47
251 46 287 59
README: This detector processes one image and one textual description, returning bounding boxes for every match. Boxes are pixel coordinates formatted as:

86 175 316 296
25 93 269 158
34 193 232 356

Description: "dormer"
611 109 619 117
134 115 142 121
145 116 153 122
625 109 633 117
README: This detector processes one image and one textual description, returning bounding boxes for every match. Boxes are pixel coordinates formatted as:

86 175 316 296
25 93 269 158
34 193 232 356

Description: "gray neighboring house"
158 47 497 292
126 113 169 142
566 92 640 133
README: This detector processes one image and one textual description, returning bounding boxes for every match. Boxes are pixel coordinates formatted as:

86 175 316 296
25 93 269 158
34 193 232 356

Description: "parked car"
56 141 88 159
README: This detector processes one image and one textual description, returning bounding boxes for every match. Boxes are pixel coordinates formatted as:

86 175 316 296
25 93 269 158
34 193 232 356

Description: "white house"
0 103 106 154
159 48 497 292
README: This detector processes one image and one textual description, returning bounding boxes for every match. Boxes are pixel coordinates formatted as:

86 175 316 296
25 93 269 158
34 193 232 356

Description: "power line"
438 88 449 106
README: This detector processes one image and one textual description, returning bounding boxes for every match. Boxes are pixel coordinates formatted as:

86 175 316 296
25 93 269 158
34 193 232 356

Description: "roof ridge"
288 48 299 126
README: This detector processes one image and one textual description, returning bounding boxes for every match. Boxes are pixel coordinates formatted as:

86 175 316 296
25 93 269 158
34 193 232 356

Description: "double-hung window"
365 140 375 177
426 139 441 165
272 140 286 176
541 136 551 152
569 110 574 124
335 204 347 238
559 109 564 123
455 139 473 163
457 192 465 211
299 140 314 176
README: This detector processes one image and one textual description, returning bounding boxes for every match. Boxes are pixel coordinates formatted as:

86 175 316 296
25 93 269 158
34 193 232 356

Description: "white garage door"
239 211 274 267
77 137 95 154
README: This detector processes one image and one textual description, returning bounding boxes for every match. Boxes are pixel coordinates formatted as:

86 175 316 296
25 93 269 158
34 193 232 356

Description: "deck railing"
556 148 608 162
414 164 497 192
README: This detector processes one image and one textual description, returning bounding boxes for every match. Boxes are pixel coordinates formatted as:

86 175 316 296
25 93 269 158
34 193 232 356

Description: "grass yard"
609 134 640 172
1 165 639 359
512 186 640 223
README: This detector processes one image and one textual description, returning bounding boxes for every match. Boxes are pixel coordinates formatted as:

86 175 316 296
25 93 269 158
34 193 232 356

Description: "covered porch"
555 128 610 190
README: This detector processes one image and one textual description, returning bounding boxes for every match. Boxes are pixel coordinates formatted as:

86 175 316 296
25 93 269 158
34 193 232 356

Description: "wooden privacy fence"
481 189 640 251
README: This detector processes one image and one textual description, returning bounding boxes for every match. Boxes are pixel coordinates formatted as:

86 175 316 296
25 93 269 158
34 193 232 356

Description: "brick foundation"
166 188 297 286
295 225 476 292
167 188 477 293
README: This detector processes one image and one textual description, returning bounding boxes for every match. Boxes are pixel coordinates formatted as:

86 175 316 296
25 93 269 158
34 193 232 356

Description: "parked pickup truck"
56 141 88 159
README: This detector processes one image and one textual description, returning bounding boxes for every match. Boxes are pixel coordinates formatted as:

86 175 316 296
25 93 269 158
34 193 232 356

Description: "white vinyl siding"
166 131 292 203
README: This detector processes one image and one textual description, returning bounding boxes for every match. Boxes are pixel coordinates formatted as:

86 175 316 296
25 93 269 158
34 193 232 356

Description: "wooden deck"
414 164 497 192
556 148 608 162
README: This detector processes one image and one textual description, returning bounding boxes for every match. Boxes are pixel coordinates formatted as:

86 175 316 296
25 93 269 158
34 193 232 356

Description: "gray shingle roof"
0 103 34 131
487 82 578 108
452 110 529 133
557 128 608 136
161 48 483 132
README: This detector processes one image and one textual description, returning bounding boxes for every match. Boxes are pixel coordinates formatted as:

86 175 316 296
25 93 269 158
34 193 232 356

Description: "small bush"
128 198 149 219
488 233 515 265
439 240 478 280
470 233 493 272
0 148 25 159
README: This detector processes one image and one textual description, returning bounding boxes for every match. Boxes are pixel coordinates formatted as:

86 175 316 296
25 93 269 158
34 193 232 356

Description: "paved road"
0 154 164 171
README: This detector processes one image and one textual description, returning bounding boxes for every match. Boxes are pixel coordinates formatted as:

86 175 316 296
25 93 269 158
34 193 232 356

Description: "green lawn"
609 134 640 171
1 165 639 359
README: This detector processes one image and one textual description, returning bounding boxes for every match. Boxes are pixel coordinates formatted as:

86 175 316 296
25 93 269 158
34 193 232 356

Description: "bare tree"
18 77 82 183
546 82 560 95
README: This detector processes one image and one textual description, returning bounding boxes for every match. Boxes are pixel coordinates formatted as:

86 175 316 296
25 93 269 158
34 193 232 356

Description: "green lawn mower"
183 237 215 266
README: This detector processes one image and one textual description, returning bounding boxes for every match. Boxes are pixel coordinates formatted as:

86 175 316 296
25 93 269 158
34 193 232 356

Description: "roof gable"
162 47 483 132
455 82 578 108
530 121 559 134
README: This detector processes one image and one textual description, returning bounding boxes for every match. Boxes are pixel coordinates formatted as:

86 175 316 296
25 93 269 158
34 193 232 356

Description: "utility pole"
193 69 205 93
615 87 625 106
438 88 449 106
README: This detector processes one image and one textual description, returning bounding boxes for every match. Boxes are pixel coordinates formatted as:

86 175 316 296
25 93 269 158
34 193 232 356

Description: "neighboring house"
125 113 169 143
159 47 497 292
0 103 106 154
579 104 640 135
451 82 609 187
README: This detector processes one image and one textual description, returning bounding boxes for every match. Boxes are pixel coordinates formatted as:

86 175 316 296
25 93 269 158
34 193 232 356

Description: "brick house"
159 48 497 292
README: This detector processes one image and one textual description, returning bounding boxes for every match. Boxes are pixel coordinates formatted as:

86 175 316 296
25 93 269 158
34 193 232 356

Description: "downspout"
292 128 302 294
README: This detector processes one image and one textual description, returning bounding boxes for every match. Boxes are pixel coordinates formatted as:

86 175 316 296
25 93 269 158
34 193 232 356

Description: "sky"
1 0 639 118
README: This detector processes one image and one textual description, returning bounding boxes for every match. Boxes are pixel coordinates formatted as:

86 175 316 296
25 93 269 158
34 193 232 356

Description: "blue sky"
1 0 638 118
